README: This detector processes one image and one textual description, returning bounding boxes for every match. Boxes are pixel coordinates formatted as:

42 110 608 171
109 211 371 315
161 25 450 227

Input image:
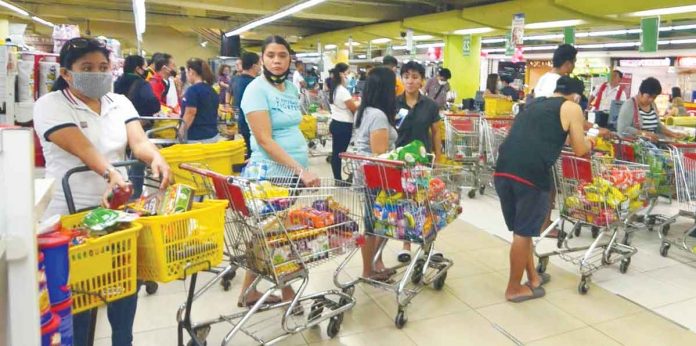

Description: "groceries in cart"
125 183 195 216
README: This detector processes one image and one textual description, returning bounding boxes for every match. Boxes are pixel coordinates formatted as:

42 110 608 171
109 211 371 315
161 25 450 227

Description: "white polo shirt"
33 89 139 218
293 70 305 91
330 85 354 123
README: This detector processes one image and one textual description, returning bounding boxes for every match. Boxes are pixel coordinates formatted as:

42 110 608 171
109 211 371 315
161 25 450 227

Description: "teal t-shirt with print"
240 77 309 171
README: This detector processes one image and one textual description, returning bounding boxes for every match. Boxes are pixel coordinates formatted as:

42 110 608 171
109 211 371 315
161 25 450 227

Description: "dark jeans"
329 120 353 181
128 162 147 199
595 111 609 129
73 291 139 346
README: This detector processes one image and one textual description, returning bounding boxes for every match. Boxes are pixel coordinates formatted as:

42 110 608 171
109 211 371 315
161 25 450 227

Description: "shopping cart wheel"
556 230 567 249
433 272 448 290
591 227 600 239
536 257 549 274
395 309 408 329
660 243 671 257
578 277 590 295
186 325 211 346
326 155 332 163
479 185 486 195
220 270 236 291
308 300 324 321
619 258 631 274
573 224 582 237
411 259 425 285
467 189 476 199
327 316 342 338
144 281 158 295
661 224 670 236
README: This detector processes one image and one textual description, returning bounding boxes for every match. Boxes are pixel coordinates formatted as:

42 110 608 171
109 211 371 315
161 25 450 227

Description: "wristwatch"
102 166 116 182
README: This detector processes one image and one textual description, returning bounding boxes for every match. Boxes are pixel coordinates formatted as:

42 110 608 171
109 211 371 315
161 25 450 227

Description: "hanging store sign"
640 17 659 53
505 33 514 56
619 58 670 67
564 27 575 45
462 34 472 56
366 41 372 60
511 13 525 46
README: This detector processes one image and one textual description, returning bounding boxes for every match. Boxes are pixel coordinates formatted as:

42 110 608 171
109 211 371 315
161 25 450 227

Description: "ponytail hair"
52 37 111 91
329 62 349 104
186 58 214 85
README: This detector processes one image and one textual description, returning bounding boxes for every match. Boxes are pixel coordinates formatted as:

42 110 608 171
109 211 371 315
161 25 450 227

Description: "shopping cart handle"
178 163 227 179
338 152 405 167
62 160 142 214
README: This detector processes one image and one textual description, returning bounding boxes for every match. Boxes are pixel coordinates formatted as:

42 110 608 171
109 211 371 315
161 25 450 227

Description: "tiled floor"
92 157 696 345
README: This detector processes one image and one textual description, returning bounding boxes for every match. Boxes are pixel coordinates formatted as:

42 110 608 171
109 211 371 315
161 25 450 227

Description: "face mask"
70 71 112 99
438 80 447 86
263 65 289 85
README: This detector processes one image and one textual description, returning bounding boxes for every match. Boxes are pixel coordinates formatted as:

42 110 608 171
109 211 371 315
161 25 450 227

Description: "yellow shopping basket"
484 97 513 116
136 199 228 283
60 213 141 314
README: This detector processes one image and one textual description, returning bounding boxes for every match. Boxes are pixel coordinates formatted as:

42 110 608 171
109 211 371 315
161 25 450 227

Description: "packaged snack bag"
158 184 195 215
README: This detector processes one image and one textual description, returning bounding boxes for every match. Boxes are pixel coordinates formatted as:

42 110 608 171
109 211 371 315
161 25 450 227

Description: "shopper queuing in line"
588 70 626 129
179 58 220 143
354 66 399 281
484 73 510 99
35 37 171 346
533 44 577 97
665 86 688 117
500 75 520 102
238 35 321 307
232 52 261 160
217 64 232 106
495 77 594 303
328 62 358 182
395 61 443 263
293 60 306 92
143 52 162 81
424 68 452 109
356 70 367 96
617 77 685 141
149 53 175 106
178 66 190 97
383 55 405 96
114 54 162 198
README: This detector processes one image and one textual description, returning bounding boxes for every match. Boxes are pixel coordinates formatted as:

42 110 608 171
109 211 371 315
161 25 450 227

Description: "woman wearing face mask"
484 73 512 100
328 62 358 182
34 37 171 346
617 77 685 142
237 35 320 307
179 58 220 143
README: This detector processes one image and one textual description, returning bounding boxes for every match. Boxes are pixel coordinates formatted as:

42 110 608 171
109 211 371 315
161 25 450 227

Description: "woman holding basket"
34 38 170 346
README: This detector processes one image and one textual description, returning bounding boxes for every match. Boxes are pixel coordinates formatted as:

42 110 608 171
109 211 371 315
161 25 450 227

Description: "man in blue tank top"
494 77 596 302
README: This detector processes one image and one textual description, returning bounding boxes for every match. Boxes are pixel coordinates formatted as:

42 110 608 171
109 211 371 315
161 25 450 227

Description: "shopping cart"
339 153 461 329
443 113 485 198
535 153 648 294
481 116 515 194
175 161 361 345
658 143 696 258
141 116 186 147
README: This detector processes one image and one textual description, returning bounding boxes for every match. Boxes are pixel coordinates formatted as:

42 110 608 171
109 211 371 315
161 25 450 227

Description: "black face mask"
263 65 289 85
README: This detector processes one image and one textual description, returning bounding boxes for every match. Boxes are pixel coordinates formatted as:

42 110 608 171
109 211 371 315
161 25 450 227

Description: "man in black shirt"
232 52 261 160
500 75 520 102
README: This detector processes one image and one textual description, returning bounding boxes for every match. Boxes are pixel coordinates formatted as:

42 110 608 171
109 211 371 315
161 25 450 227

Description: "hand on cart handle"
299 170 320 187
641 131 660 143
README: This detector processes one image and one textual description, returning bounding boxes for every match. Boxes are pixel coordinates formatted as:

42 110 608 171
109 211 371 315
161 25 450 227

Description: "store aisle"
88 157 696 345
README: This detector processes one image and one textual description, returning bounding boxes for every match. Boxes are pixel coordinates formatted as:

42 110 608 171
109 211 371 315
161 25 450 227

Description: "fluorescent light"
522 45 557 51
413 35 434 41
226 0 327 37
344 41 360 47
628 5 696 17
357 54 367 59
453 27 493 35
660 38 696 45
296 52 320 58
371 38 391 44
525 34 564 40
416 42 444 49
482 38 506 44
525 19 585 29
0 0 28 16
393 45 407 50
482 48 506 53
31 16 54 28
324 44 337 49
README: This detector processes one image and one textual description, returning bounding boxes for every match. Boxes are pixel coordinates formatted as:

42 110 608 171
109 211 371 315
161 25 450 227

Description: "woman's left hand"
150 155 172 189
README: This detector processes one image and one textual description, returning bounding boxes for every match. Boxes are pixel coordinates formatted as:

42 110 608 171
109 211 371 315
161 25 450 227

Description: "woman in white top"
34 37 170 346
328 63 358 181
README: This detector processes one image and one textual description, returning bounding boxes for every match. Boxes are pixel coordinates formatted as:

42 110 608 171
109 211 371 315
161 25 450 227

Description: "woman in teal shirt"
239 35 320 307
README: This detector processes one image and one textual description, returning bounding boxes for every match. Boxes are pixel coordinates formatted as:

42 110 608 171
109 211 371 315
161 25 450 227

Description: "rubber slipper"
525 272 551 289
397 250 411 263
366 271 394 283
507 286 545 303
237 294 281 308
379 267 397 276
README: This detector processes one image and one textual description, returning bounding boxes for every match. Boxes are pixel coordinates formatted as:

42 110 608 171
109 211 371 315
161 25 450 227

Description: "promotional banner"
511 13 525 47
366 41 372 60
640 17 659 53
462 34 472 56
564 27 575 45
505 33 514 56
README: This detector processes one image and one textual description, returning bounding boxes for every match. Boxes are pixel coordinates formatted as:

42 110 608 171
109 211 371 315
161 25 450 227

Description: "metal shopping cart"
481 116 515 194
443 113 485 198
339 153 462 328
176 161 361 345
535 153 648 294
658 143 696 258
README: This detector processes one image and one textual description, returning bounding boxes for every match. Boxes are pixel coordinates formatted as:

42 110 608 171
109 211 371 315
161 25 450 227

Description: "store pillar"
443 34 481 100
0 20 9 41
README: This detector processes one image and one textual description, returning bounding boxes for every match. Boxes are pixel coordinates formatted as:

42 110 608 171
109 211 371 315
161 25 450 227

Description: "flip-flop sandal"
366 271 394 283
508 285 545 303
397 250 411 263
237 294 282 308
525 273 551 289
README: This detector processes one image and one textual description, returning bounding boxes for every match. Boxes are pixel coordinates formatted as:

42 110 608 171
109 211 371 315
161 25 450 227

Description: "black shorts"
494 176 551 237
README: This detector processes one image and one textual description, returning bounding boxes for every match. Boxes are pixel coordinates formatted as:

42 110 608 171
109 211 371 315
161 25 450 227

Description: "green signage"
564 27 575 45
462 34 472 56
505 33 514 56
640 17 659 53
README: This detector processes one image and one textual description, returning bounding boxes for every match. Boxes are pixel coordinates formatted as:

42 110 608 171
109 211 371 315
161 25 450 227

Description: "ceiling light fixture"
226 0 327 37
525 19 585 29
628 5 696 17
481 38 506 44
357 54 367 59
344 41 360 47
0 0 28 16
525 34 564 40
296 52 320 58
412 35 434 41
416 42 444 49
324 44 337 49
453 27 493 35
31 16 54 28
371 38 391 44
